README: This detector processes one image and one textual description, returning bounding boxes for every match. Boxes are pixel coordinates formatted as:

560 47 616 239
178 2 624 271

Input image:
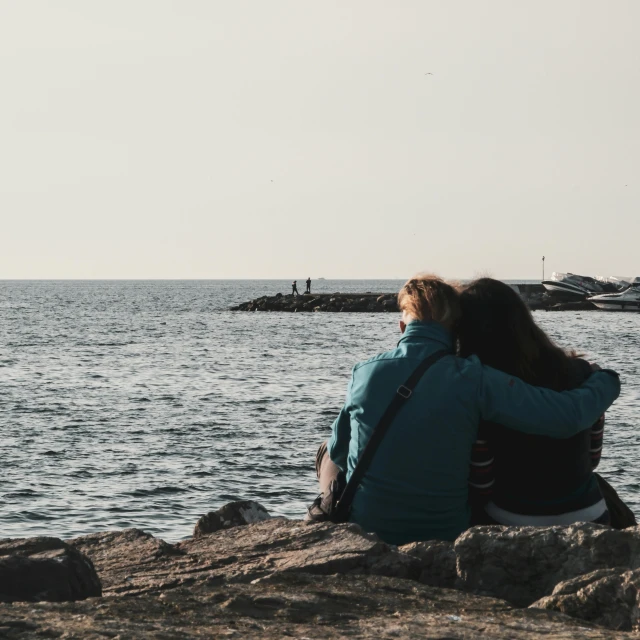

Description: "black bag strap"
332 348 449 522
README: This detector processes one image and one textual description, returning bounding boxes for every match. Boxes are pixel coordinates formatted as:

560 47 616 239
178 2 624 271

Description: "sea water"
1 280 638 540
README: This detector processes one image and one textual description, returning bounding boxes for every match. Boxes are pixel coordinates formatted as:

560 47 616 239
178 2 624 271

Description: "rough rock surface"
3 511 640 637
71 528 186 594
400 539 457 588
72 519 421 596
455 523 640 607
0 572 624 639
193 500 272 537
0 537 101 603
533 568 640 632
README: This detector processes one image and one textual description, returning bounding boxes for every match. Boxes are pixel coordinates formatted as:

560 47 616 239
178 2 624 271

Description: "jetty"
231 285 597 312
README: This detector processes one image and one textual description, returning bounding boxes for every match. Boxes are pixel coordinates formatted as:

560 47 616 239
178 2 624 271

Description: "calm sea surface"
1 280 638 541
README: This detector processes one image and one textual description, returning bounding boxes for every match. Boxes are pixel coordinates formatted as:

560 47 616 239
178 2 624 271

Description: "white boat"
542 273 605 298
588 279 640 311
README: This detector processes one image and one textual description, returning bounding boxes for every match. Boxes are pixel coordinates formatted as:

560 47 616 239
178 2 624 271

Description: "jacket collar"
397 320 453 350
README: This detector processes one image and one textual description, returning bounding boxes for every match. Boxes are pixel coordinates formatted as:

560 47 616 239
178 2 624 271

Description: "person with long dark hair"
458 277 635 528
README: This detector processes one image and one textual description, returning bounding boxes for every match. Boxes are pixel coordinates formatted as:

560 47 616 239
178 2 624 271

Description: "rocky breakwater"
2 502 640 638
231 293 399 313
232 287 600 313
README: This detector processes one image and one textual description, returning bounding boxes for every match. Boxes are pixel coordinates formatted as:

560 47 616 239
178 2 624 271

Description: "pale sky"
1 1 638 279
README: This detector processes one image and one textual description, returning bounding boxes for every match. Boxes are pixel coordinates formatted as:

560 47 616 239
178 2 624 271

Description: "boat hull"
542 281 588 297
590 301 640 311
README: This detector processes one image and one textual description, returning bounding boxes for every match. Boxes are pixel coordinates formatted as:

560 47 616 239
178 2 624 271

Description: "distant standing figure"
306 277 311 294
292 280 299 296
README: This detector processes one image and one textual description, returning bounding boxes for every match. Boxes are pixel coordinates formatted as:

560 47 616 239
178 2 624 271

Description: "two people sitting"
313 275 628 545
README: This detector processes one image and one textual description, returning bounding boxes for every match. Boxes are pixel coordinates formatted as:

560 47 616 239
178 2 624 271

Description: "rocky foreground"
231 288 597 313
2 501 640 638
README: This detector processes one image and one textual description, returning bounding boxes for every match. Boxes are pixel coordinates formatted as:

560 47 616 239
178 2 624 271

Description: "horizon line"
0 276 542 282
0 276 542 283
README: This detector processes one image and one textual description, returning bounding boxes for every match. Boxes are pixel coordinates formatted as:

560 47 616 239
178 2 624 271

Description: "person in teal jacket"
316 275 621 545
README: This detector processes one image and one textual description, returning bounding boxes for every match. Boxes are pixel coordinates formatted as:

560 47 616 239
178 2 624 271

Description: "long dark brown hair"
458 278 576 391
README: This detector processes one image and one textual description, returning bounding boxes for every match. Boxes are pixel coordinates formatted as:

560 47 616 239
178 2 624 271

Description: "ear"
399 320 406 334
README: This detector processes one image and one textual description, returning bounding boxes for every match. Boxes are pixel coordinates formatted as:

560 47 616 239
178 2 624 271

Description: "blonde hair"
398 274 461 326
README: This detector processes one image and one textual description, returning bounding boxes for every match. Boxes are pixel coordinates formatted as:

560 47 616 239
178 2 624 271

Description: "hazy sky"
1 1 638 279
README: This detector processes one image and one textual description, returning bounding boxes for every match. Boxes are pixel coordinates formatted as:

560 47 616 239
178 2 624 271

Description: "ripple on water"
128 486 191 497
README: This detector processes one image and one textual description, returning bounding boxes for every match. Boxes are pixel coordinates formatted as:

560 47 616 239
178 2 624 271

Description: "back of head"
398 275 461 329
458 278 572 389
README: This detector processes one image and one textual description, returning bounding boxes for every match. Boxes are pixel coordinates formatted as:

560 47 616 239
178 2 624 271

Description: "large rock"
455 523 640 606
400 539 457 588
71 519 422 596
0 572 624 639
193 500 272 537
533 567 640 632
71 528 185 594
0 537 101 603
182 519 421 583
68 516 640 631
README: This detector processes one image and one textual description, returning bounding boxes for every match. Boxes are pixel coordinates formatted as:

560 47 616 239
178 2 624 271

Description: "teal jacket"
327 321 621 545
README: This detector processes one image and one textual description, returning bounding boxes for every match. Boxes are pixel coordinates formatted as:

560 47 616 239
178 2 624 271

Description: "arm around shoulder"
477 365 620 439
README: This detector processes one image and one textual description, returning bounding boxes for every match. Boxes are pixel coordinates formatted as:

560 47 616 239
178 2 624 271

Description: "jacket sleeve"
476 364 620 439
326 371 355 473
567 357 606 467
